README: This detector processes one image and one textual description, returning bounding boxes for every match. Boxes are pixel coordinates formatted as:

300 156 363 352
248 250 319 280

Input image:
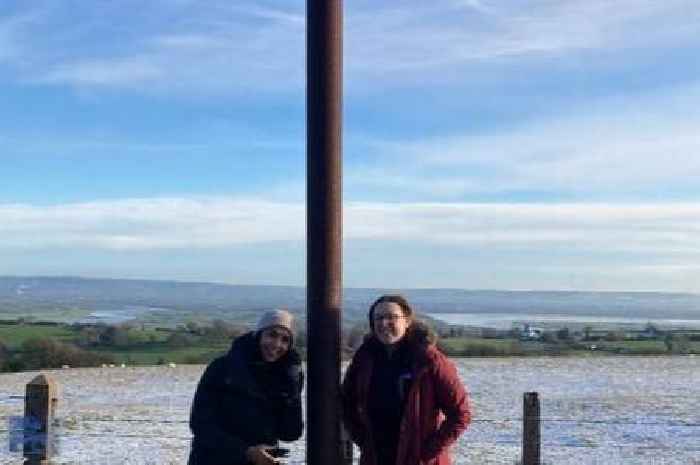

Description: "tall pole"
306 1 343 465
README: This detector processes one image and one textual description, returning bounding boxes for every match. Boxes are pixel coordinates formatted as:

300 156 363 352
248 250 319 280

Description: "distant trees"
198 319 246 342
74 324 156 349
1 338 114 372
604 330 625 342
0 338 7 368
166 332 195 347
664 333 691 354
76 326 102 347
556 327 571 341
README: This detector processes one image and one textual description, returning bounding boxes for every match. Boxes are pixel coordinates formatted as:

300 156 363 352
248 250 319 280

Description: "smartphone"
268 447 290 458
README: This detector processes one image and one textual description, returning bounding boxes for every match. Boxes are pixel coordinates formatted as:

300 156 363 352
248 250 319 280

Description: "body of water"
75 306 171 325
1 357 699 464
429 312 700 330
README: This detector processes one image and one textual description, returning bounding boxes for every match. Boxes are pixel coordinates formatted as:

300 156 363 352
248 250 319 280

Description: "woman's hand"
245 444 278 465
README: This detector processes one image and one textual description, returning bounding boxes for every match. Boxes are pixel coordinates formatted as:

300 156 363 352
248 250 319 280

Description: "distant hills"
1 276 699 323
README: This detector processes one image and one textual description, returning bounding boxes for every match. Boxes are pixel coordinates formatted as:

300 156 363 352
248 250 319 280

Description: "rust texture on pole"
306 1 343 465
522 391 541 465
24 374 58 464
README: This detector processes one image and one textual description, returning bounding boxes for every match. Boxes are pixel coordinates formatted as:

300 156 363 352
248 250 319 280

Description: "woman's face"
372 301 411 346
259 326 292 362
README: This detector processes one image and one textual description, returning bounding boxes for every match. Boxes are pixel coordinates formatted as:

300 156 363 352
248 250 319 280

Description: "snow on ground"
1 356 699 464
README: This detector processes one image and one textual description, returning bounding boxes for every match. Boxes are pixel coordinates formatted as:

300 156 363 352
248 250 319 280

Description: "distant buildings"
519 324 544 341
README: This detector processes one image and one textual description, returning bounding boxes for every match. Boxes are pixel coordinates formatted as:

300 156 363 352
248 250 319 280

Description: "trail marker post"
522 391 541 465
23 374 58 464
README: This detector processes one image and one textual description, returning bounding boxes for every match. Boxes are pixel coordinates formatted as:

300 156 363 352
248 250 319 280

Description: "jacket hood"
405 320 437 347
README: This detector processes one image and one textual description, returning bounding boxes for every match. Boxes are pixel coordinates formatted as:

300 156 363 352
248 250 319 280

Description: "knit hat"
256 309 295 341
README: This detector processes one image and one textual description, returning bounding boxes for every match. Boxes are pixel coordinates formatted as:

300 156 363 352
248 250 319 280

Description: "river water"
429 312 700 330
1 356 698 464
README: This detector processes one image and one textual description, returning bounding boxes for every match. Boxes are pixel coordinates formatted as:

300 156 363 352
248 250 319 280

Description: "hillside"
1 276 699 325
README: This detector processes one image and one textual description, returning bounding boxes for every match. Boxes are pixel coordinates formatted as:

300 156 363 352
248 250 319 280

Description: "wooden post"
24 374 57 465
522 392 540 465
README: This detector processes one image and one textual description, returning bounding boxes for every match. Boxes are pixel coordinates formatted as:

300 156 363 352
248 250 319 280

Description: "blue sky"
1 0 699 292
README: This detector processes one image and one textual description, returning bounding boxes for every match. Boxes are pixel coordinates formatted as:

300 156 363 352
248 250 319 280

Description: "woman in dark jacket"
188 309 304 465
342 295 471 465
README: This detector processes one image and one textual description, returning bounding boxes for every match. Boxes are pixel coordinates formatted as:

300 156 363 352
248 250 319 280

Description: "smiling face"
258 326 292 362
372 301 412 346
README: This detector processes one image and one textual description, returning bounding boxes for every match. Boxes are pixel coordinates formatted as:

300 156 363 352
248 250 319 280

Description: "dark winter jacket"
188 332 304 465
342 323 471 465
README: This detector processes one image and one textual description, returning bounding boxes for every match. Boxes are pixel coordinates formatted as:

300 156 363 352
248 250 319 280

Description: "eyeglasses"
373 313 405 323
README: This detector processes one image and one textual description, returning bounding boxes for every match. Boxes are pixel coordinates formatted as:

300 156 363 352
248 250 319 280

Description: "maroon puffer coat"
342 324 471 465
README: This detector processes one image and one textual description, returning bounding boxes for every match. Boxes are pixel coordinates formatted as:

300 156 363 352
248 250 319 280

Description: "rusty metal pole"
306 0 343 465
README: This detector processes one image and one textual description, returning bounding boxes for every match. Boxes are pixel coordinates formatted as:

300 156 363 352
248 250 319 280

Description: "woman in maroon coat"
342 295 471 465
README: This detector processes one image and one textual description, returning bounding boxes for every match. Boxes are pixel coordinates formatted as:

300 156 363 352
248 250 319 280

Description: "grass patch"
595 340 668 354
94 343 229 365
439 337 527 356
0 324 76 348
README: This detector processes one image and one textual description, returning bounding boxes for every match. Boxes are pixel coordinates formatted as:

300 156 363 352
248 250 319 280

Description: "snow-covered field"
1 356 699 464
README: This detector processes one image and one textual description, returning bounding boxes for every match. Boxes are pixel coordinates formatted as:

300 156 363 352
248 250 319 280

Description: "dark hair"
368 294 414 331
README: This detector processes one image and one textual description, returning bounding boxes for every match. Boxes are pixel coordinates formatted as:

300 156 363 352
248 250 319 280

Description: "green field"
593 339 700 354
2 321 700 373
0 322 233 369
0 324 76 348
94 343 230 365
439 337 526 356
439 336 700 357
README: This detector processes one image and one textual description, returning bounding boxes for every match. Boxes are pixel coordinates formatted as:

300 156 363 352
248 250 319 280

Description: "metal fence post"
522 391 540 465
24 374 58 464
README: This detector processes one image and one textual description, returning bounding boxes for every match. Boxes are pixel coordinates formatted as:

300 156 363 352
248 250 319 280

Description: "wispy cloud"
349 81 700 198
42 57 163 86
4 0 698 94
21 2 306 93
345 0 700 84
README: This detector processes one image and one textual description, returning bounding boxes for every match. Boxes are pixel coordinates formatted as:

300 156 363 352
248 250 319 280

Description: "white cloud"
0 198 305 250
234 4 304 25
42 57 163 86
351 81 700 197
346 202 700 255
1 197 698 256
2 197 698 291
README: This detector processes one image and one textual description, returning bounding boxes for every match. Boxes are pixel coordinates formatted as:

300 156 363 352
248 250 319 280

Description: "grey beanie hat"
256 309 295 340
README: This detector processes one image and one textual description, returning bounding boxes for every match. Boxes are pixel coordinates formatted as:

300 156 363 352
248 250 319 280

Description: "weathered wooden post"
24 374 58 465
522 392 540 465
